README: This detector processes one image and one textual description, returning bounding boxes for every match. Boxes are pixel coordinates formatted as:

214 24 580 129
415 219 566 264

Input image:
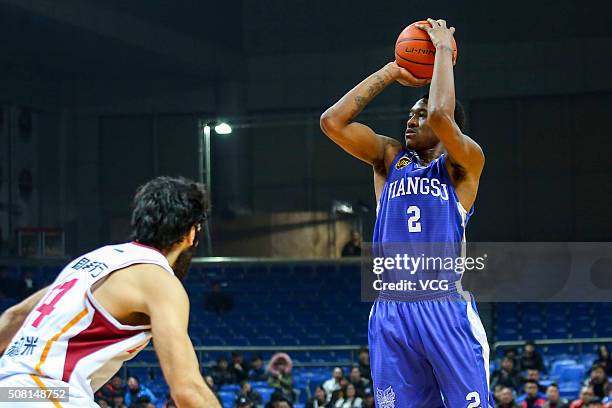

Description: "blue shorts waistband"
377 284 471 302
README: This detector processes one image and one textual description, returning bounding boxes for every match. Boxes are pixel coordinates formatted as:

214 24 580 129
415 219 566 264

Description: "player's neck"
415 144 444 165
162 245 185 269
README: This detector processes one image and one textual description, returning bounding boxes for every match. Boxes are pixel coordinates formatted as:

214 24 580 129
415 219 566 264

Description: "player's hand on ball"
386 62 430 87
416 18 456 50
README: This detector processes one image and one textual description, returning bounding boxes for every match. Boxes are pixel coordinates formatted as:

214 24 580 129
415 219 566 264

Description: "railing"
493 337 612 355
123 345 364 373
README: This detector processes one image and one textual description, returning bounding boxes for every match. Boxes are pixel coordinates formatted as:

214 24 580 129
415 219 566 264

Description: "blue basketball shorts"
368 292 494 408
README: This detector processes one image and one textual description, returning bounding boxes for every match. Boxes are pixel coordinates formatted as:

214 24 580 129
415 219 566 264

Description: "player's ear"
186 225 197 246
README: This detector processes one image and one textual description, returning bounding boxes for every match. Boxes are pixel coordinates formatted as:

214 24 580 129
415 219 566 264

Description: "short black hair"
130 176 207 252
420 93 466 132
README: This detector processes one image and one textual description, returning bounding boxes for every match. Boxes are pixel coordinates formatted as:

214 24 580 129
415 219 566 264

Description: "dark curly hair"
130 176 208 252
420 93 467 132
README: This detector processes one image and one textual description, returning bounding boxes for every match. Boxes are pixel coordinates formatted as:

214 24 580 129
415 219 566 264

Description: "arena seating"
0 261 610 407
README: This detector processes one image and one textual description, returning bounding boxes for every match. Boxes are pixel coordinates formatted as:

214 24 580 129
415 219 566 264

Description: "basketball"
394 20 458 79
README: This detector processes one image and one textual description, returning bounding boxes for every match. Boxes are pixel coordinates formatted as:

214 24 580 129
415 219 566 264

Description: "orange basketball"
394 20 458 79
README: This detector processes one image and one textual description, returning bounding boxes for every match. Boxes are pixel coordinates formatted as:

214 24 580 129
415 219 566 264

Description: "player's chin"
405 138 417 150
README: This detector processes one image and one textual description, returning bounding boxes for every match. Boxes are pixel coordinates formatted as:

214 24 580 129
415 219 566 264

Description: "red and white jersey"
0 242 173 401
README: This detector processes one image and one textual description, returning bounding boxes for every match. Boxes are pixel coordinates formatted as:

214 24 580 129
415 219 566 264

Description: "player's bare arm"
0 286 48 353
93 263 220 408
417 18 485 209
320 62 428 173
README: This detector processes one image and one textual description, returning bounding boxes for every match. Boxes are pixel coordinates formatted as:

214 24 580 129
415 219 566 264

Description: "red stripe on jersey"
62 308 143 383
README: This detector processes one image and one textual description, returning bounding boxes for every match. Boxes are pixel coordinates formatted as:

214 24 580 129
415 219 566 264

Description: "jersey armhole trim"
440 153 475 218
376 150 407 214
87 280 151 332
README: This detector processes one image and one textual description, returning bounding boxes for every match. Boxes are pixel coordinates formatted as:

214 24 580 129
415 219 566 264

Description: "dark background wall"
0 0 611 256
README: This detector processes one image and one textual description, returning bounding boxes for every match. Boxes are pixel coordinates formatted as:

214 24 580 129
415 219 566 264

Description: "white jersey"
0 242 173 406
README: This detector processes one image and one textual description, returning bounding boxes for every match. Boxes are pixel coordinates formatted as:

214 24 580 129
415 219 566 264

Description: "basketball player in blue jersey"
320 19 493 408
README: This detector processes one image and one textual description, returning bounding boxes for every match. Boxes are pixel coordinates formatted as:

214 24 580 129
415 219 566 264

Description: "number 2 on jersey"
31 278 78 328
407 205 422 232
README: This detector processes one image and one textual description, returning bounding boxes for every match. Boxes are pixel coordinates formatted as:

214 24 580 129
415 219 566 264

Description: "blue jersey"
372 150 473 301
368 150 494 408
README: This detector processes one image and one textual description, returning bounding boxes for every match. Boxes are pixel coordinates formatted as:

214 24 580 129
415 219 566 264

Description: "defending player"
0 176 220 408
320 19 493 407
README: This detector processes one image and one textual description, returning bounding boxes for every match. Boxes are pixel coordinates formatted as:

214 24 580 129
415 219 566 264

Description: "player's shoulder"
111 263 185 302
461 132 485 160
378 136 403 175
119 262 176 282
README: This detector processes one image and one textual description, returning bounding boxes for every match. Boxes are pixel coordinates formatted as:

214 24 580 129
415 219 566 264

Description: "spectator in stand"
112 393 128 408
492 357 523 391
362 389 375 408
334 383 362 408
249 355 267 382
124 376 157 406
232 351 249 383
323 368 344 401
267 353 295 403
236 381 263 407
357 349 371 381
211 356 236 385
348 366 370 397
586 364 609 399
571 386 595 408
205 281 234 314
517 380 546 407
331 378 350 405
525 369 547 394
520 341 547 374
505 347 519 367
587 398 604 408
341 230 362 257
306 385 330 408
497 386 521 408
595 346 612 377
494 384 507 405
95 374 126 405
543 384 570 408
265 395 293 408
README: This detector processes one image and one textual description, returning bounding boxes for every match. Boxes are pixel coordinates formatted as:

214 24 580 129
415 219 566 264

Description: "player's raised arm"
417 19 484 173
320 62 428 167
136 267 221 408
0 286 48 353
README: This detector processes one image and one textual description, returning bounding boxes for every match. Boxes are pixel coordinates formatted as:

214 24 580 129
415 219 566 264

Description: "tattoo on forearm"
366 74 386 98
349 73 389 120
